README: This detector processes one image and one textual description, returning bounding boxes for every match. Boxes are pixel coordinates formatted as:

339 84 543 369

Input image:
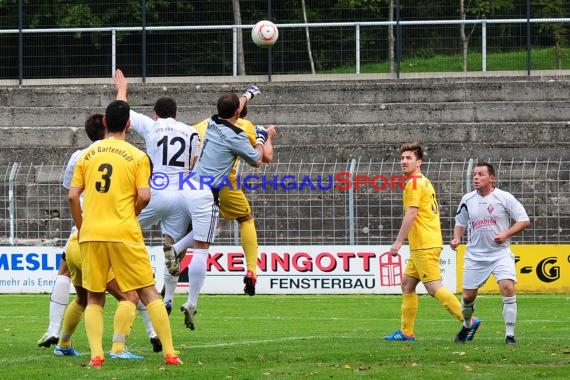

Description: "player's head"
217 92 240 119
85 113 105 142
104 100 130 133
400 142 423 176
473 162 496 190
154 96 177 119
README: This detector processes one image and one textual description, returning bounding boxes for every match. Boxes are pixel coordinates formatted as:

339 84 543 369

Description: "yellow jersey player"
68 100 181 367
384 142 466 342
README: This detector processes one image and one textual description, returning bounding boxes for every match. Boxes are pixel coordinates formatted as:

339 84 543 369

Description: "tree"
388 0 394 73
533 0 567 69
336 0 391 70
460 0 514 71
301 0 316 74
232 0 246 75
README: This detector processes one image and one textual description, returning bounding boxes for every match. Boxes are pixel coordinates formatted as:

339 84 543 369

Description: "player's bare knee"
498 280 516 297
137 286 161 306
462 289 478 303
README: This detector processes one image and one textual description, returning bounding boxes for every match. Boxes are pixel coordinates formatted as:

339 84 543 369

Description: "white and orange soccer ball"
251 20 279 47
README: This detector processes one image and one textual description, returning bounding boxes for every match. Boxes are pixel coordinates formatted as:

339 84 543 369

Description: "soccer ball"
251 20 279 47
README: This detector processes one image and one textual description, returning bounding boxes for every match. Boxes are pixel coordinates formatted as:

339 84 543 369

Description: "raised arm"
261 125 276 163
114 69 128 102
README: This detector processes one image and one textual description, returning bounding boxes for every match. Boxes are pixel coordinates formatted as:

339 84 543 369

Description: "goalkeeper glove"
255 126 268 146
243 85 261 101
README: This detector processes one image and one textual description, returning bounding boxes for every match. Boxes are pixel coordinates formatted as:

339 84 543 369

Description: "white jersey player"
37 114 106 348
114 69 200 285
451 162 530 345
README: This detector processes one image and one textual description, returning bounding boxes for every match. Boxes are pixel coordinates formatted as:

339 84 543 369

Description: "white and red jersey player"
455 188 529 261
451 162 530 344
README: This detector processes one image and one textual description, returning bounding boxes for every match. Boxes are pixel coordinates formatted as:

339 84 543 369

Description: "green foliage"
337 0 389 15
327 47 570 73
466 0 514 18
533 0 567 44
1 1 569 77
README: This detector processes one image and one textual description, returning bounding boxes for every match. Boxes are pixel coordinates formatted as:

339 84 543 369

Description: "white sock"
173 230 194 256
186 248 208 307
47 275 71 336
462 300 475 328
136 301 156 338
503 295 517 337
163 273 179 305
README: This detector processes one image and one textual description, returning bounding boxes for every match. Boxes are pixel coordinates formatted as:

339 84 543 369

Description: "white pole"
482 21 487 72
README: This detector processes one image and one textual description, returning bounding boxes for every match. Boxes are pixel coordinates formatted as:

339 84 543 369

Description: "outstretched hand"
114 69 128 101
243 85 261 101
266 124 277 139
255 127 268 145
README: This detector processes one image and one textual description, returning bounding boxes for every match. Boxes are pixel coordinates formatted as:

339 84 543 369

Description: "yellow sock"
111 301 136 354
434 287 463 322
240 219 259 274
146 299 176 356
84 304 105 359
401 292 419 336
59 300 85 348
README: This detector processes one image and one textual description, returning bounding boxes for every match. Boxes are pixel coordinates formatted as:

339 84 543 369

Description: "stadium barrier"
456 245 570 293
2 244 568 294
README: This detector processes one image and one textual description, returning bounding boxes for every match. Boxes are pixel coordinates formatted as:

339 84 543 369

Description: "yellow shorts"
219 187 251 220
65 232 83 287
67 232 114 287
80 241 154 293
404 247 442 283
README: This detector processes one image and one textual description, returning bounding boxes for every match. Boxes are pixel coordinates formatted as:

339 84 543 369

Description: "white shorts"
138 189 191 241
181 181 219 243
462 251 517 290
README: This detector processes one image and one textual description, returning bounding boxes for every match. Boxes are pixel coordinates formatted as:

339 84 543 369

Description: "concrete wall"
1 76 570 165
2 76 570 244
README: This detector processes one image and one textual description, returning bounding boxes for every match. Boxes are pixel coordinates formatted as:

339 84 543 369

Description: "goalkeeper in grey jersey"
178 90 267 329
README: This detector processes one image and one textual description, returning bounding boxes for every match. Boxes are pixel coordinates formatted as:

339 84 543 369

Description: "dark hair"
85 113 105 142
239 104 248 118
400 142 424 160
217 92 240 119
475 162 495 176
154 96 177 119
105 100 130 133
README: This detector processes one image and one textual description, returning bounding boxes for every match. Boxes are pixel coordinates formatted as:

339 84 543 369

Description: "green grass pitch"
1 294 569 379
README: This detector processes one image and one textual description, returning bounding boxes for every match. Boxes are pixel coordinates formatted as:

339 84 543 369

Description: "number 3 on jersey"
96 163 113 193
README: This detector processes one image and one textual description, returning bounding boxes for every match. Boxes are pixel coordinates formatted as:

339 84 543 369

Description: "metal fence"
2 159 569 248
2 18 570 82
2 0 570 80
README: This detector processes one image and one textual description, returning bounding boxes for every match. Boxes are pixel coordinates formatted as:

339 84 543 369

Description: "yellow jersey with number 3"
403 173 443 250
71 139 151 243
